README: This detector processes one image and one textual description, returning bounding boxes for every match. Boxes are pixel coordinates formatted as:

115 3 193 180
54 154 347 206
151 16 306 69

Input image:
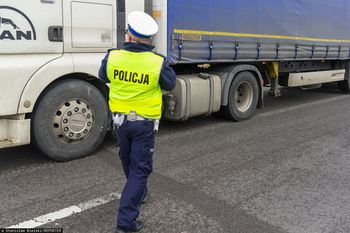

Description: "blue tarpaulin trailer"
155 0 350 122
166 0 350 64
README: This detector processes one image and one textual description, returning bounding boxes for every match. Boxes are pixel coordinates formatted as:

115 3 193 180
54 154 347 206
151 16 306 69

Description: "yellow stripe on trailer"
174 29 350 43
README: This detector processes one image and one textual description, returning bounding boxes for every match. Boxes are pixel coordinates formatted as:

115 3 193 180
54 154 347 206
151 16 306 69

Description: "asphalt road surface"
1 85 350 233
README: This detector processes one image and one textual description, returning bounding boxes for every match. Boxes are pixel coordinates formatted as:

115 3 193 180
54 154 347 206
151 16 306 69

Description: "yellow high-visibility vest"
107 49 164 119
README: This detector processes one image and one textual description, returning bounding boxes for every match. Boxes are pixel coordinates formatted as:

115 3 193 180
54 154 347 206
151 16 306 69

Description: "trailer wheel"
221 71 259 121
32 79 108 161
338 79 350 93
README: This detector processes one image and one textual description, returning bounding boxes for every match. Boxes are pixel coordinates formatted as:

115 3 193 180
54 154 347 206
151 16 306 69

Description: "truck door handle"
48 26 63 42
41 0 55 3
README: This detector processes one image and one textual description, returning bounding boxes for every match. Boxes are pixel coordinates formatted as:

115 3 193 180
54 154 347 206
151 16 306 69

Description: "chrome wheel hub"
235 81 253 112
53 99 94 142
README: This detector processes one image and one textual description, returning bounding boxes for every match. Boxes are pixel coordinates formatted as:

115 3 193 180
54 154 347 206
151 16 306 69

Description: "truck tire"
32 79 109 161
338 79 350 93
221 71 259 121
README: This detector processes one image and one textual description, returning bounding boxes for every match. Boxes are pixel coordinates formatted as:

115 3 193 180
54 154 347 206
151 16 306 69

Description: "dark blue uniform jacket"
98 42 176 91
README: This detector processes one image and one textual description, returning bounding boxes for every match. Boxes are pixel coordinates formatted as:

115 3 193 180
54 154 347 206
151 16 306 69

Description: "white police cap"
127 11 158 38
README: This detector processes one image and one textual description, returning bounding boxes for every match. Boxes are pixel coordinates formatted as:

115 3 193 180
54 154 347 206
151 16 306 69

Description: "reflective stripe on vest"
107 50 164 119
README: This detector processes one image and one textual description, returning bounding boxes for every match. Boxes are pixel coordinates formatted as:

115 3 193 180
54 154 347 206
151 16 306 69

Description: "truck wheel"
32 79 108 161
221 71 259 121
338 79 350 93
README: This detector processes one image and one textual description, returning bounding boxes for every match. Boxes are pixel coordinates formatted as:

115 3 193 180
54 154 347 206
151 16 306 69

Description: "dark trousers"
116 120 155 229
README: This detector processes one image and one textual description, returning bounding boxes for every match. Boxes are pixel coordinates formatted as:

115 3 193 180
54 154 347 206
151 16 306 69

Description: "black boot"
116 220 144 233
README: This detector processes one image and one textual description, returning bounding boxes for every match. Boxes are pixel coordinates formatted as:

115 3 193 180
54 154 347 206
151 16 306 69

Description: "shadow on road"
0 144 51 173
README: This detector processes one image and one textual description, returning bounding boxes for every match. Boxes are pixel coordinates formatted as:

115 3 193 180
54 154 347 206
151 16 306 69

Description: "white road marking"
7 192 121 229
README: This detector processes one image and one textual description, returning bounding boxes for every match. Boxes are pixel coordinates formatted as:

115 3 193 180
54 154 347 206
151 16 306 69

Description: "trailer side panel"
167 0 350 64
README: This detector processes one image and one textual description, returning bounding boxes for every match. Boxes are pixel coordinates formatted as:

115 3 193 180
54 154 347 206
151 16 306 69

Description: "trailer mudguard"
217 65 264 109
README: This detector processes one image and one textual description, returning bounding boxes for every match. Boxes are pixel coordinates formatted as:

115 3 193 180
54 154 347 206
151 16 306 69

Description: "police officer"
98 11 176 233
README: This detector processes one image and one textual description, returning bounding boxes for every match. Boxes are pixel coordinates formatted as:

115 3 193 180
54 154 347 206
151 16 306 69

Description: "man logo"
0 6 36 40
0 17 20 29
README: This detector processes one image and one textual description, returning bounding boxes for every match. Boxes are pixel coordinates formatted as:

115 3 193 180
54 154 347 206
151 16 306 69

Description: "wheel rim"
52 99 94 143
234 81 253 112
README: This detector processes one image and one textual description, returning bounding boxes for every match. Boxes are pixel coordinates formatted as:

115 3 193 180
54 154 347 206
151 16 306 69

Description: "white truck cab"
0 0 154 161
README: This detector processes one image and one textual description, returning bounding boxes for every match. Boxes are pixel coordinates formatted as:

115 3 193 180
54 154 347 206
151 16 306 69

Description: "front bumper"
0 117 30 149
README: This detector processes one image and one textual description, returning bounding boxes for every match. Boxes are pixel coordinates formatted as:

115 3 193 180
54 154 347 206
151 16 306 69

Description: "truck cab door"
62 0 116 77
62 0 116 53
